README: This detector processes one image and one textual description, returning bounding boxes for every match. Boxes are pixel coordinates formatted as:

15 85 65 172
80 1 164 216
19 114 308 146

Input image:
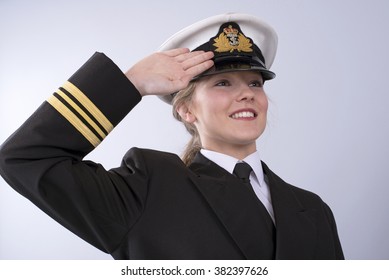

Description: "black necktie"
233 162 253 185
233 161 275 227
233 161 276 259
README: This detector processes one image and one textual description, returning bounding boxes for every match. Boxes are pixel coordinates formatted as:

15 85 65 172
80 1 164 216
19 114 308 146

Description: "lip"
229 108 258 119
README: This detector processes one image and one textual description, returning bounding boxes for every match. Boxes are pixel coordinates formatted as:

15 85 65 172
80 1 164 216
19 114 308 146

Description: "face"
182 71 268 158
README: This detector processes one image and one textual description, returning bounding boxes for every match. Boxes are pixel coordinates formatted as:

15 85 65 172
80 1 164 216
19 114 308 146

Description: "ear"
176 103 197 123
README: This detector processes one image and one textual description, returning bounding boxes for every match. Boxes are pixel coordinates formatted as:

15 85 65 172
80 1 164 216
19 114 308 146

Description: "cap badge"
213 25 253 53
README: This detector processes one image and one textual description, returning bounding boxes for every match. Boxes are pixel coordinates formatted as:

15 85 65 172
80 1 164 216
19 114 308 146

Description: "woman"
0 13 344 259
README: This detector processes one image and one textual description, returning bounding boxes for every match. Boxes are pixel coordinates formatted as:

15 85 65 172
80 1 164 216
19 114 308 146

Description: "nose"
236 84 255 102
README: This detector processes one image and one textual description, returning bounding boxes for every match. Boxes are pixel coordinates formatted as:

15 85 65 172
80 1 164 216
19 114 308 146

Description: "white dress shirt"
200 149 275 224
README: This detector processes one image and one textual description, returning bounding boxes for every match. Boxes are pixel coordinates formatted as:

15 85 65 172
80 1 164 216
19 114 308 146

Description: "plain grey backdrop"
1 0 388 259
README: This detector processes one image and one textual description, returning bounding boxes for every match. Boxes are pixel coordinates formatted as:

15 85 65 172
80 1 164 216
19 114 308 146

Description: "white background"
1 0 388 259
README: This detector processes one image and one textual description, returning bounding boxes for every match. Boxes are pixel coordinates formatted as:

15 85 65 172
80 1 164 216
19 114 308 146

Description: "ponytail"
172 82 202 166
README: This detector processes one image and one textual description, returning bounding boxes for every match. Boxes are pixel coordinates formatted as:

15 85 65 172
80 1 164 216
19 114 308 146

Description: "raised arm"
0 50 213 256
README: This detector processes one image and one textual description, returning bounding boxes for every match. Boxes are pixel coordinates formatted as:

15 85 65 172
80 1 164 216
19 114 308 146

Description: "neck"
202 142 257 160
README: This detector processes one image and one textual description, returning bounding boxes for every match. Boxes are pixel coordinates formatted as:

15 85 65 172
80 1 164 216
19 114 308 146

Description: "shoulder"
262 161 326 205
124 147 181 161
121 147 185 169
263 161 340 226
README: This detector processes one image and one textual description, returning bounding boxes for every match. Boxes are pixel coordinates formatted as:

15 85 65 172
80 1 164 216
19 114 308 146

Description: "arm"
0 50 214 254
0 53 143 253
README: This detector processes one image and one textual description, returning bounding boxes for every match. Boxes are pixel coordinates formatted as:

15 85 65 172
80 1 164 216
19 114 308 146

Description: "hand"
125 48 214 96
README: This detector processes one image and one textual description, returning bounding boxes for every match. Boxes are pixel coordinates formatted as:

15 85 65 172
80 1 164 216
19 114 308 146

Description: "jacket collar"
189 152 274 259
189 153 317 259
262 162 317 259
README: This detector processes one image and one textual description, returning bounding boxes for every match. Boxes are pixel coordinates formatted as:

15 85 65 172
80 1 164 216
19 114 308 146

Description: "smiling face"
178 71 268 159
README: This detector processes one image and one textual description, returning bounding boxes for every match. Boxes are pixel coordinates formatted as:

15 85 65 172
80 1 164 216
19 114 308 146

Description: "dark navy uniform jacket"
0 53 344 260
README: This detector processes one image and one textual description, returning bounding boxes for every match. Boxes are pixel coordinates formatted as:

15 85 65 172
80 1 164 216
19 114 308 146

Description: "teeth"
231 111 255 119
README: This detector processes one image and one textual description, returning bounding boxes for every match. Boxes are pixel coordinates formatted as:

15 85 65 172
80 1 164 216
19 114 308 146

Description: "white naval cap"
158 13 278 104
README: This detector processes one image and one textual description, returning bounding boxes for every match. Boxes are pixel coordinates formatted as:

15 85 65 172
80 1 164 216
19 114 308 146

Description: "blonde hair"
172 82 202 166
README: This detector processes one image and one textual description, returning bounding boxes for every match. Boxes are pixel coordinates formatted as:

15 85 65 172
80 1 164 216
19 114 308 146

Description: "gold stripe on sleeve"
47 95 101 147
56 89 107 139
62 81 114 134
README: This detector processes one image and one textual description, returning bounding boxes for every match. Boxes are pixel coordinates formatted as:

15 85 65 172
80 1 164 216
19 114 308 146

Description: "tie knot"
233 162 252 182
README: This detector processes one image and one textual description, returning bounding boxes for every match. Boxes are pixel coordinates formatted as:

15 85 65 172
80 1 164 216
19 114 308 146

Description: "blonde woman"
0 13 343 259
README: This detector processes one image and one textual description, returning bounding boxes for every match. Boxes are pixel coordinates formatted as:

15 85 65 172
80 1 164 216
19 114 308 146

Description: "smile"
230 111 257 119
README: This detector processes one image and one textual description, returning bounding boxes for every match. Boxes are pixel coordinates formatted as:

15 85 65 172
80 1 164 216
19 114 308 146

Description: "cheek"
257 93 269 113
191 92 226 120
263 98 269 112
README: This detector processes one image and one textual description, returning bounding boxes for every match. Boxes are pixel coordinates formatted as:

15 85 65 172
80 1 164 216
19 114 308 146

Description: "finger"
185 59 215 78
169 60 214 91
181 51 214 70
174 50 206 62
162 48 190 57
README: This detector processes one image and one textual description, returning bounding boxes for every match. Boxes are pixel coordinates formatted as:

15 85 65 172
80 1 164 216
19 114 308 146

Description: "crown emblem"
213 24 253 53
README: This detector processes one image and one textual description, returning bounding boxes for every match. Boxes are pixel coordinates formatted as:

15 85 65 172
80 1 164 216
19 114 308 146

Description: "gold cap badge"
213 24 253 53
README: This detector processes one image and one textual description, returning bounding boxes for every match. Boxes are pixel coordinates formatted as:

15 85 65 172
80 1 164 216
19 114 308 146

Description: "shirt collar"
200 149 265 185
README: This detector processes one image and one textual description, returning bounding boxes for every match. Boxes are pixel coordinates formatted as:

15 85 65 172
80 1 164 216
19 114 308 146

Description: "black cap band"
192 22 275 80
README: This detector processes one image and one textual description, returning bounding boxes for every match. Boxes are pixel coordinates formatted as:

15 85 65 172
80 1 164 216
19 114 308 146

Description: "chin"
230 135 260 147
234 131 263 142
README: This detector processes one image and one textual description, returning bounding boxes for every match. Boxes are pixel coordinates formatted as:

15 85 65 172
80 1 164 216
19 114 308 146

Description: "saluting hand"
125 48 214 96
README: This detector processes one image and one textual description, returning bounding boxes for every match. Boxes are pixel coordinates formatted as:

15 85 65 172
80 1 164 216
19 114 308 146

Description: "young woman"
0 13 344 259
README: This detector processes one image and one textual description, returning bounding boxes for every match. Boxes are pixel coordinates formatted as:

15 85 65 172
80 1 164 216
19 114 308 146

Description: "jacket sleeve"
0 52 148 254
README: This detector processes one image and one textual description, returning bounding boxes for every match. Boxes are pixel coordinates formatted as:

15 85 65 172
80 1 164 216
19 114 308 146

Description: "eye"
249 80 264 87
215 80 230 87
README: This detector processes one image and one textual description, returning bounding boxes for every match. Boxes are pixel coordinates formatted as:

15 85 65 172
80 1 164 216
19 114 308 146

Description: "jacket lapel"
189 153 275 259
262 162 318 259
